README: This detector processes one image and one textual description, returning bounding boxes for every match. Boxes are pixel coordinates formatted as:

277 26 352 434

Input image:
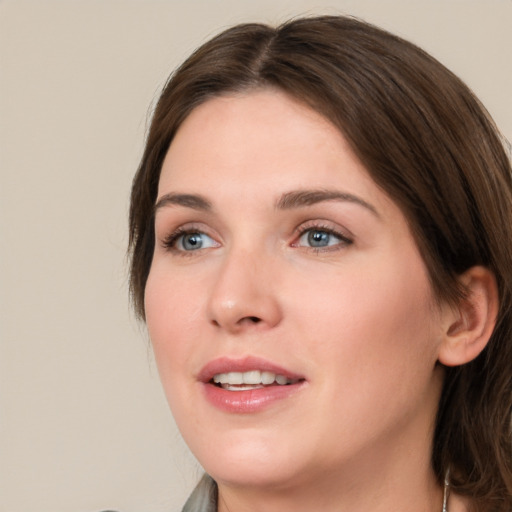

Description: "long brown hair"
128 16 512 511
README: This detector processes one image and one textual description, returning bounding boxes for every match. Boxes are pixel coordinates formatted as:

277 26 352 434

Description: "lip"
198 355 304 382
198 356 306 414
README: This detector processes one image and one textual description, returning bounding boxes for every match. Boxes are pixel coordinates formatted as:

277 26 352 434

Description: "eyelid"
157 219 353 254
291 220 354 249
159 223 221 253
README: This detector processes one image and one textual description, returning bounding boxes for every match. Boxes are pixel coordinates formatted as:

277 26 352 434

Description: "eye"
163 229 218 252
299 229 339 248
295 226 352 249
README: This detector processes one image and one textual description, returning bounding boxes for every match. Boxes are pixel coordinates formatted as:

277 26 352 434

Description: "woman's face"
145 90 446 490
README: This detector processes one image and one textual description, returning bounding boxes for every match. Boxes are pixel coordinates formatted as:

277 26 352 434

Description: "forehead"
159 90 380 200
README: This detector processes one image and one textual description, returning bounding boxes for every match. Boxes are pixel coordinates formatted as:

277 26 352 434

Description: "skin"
144 89 468 512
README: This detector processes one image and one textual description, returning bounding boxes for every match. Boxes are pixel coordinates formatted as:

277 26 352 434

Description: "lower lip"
202 381 305 413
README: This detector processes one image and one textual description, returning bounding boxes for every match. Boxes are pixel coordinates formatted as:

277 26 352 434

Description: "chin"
205 459 303 490
186 429 307 489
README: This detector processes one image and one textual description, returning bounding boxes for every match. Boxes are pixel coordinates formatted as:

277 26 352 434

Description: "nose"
207 247 283 333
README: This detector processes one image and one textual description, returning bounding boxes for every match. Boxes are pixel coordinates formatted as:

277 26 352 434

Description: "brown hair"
128 15 512 511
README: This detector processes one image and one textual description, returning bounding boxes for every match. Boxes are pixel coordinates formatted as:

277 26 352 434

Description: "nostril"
211 316 261 327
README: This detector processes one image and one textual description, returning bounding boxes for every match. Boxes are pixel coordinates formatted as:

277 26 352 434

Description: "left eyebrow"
275 189 380 218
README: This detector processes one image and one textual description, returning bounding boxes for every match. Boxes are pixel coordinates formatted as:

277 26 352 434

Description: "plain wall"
1 1 511 511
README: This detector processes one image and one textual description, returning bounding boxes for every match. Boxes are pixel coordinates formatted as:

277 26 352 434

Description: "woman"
128 16 512 512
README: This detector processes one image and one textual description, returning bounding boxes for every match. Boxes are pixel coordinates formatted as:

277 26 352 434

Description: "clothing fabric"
182 474 217 512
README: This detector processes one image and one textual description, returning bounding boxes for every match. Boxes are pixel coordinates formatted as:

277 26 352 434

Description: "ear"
438 266 499 367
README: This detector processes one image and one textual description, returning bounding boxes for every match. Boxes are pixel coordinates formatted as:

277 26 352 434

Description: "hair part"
129 15 512 511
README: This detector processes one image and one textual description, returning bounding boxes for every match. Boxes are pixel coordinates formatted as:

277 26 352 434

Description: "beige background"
1 1 511 511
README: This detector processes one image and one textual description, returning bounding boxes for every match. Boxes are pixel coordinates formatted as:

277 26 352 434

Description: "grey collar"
182 474 217 512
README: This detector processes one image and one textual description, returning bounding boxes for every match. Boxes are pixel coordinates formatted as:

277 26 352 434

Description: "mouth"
198 356 306 412
211 370 303 391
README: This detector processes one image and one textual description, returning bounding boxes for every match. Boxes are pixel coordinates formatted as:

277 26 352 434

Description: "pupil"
184 233 202 250
308 230 329 247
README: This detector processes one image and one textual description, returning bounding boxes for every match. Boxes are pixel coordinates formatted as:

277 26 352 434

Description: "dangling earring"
442 470 450 512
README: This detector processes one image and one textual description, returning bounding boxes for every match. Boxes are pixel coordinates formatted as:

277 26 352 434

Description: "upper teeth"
213 370 293 386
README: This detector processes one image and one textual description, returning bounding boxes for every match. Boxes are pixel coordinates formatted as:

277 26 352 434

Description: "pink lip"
198 356 307 414
197 355 304 382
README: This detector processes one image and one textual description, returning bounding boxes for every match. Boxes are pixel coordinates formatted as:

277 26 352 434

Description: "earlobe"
438 266 499 367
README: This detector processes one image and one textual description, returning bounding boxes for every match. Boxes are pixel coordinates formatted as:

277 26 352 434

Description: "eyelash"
294 223 353 251
161 226 214 253
160 223 353 254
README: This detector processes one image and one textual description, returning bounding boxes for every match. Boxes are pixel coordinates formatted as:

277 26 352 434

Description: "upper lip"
197 356 305 383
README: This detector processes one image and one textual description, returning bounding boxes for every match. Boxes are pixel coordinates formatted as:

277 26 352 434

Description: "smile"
212 370 300 390
199 356 307 413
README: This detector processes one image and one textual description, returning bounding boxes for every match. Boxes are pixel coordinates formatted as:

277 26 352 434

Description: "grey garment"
182 474 218 512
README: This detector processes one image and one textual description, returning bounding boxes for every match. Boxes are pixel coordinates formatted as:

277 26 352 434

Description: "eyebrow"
276 189 380 217
153 189 379 217
154 193 212 213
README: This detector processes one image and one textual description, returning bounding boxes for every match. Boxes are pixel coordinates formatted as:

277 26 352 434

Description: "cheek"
144 269 202 388
291 251 440 399
145 260 206 332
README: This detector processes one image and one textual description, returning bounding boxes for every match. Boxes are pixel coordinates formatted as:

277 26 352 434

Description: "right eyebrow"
153 193 212 213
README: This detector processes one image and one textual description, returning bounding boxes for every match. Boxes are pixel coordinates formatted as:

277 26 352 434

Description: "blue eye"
297 228 348 248
165 230 218 252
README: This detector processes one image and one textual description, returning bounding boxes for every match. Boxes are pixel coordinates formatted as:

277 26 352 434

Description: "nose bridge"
207 241 281 331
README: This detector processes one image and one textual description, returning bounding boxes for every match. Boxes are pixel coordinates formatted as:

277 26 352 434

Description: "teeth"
212 370 295 387
275 374 288 385
243 370 261 384
261 371 275 385
228 372 243 384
